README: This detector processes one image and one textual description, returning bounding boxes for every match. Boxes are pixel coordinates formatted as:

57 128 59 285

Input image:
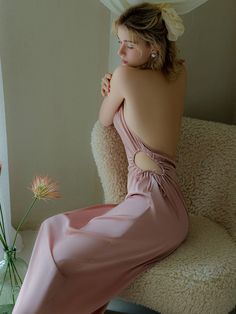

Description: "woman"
13 3 189 314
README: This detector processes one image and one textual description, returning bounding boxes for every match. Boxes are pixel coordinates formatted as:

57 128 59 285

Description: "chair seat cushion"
118 215 236 314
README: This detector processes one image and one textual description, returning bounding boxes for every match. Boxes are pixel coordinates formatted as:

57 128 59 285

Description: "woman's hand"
101 73 112 97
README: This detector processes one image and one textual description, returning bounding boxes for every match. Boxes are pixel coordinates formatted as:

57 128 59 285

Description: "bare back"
123 65 186 159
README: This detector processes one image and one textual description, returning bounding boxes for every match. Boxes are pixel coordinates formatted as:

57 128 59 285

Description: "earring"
151 51 158 58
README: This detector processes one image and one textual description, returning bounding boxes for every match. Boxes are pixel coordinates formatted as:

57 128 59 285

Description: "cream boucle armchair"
91 116 236 314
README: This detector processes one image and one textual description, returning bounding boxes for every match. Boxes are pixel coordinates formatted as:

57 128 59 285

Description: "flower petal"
31 176 60 200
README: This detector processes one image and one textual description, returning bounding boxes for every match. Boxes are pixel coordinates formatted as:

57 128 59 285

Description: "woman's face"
117 25 152 67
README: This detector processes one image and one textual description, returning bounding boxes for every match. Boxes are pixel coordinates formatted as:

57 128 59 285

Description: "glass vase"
0 248 27 314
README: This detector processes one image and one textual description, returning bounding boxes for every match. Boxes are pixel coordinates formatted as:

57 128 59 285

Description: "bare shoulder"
178 60 187 80
172 62 187 92
111 65 136 92
112 65 135 79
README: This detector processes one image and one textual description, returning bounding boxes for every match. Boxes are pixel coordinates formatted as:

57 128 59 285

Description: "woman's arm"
99 66 126 127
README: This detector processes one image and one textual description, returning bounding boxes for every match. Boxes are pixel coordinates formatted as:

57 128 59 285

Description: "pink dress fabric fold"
13 105 189 314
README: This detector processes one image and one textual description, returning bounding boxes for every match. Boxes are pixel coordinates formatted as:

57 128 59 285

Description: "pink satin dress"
13 105 189 314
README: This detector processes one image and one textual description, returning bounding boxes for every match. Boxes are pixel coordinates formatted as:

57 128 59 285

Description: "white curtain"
100 0 209 15
0 59 23 259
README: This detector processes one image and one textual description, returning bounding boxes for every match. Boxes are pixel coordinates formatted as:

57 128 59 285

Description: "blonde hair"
113 2 183 80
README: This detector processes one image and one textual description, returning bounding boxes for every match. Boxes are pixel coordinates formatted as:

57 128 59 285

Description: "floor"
18 230 159 314
106 300 158 314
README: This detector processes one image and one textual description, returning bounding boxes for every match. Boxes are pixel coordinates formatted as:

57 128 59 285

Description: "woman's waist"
127 151 176 176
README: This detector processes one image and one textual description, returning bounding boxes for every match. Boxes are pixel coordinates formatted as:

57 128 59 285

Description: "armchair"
91 116 236 314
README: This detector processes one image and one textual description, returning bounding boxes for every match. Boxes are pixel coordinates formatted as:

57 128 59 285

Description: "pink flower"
31 176 60 200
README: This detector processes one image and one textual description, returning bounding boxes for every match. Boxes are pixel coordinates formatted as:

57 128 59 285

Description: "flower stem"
9 258 20 287
0 202 8 247
7 259 15 304
9 256 23 285
0 262 8 296
0 232 8 250
11 197 38 249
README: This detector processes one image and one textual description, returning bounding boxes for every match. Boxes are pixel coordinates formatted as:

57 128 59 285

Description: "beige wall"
109 0 236 125
1 0 235 229
179 0 236 124
0 0 110 229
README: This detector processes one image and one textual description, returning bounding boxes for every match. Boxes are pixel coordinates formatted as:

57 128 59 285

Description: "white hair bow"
159 4 184 41
100 0 208 41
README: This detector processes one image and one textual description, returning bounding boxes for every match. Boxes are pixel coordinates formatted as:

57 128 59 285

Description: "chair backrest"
91 117 236 241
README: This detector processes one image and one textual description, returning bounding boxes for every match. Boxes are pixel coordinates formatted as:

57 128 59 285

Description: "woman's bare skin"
100 25 187 172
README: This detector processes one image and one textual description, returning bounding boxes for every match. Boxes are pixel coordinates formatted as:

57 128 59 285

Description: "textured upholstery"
91 116 236 314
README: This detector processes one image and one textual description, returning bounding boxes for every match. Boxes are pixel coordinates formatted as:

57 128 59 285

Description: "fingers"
105 73 112 80
101 88 106 97
102 77 110 89
101 84 108 97
101 73 112 97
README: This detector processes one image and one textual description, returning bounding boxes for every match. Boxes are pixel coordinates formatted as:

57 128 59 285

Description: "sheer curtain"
0 59 23 259
100 0 208 15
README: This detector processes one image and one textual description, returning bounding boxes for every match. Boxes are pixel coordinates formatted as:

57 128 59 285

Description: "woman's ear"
150 43 160 54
